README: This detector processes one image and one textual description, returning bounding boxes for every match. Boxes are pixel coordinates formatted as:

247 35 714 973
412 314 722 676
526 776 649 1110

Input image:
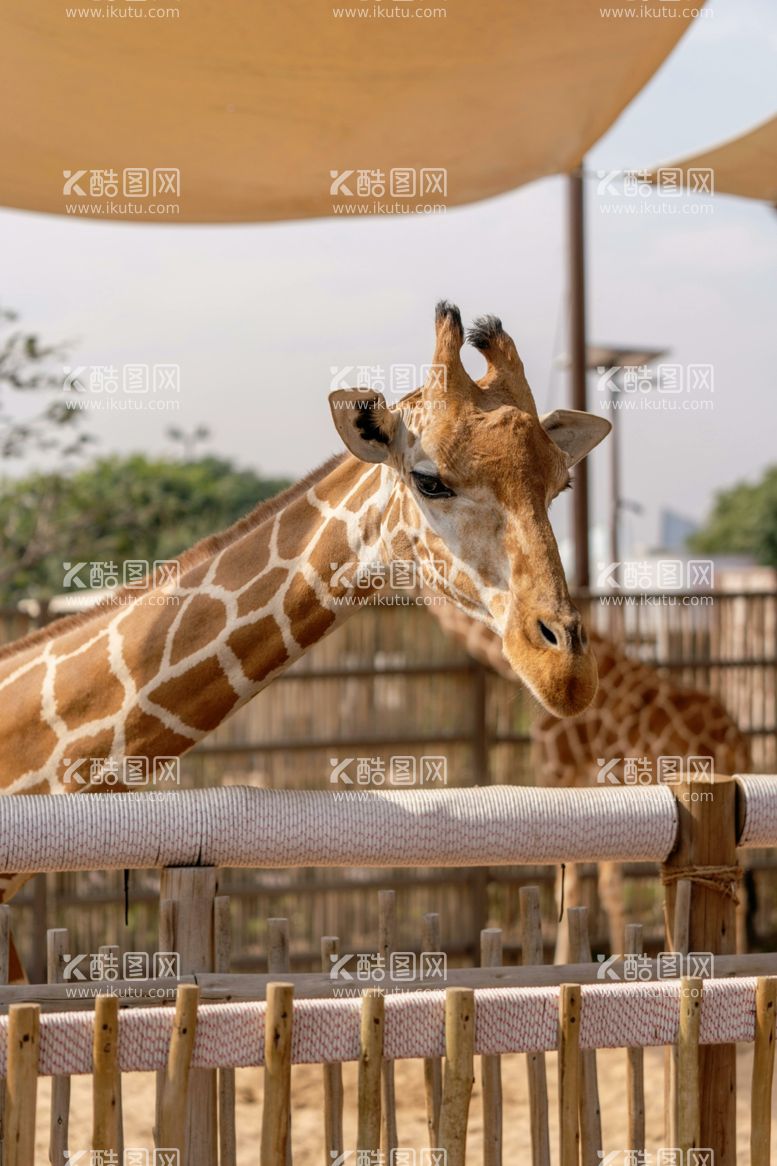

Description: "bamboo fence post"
158 984 200 1156
92 994 120 1156
672 879 692 956
48 929 71 1166
751 976 777 1166
159 896 175 944
267 918 292 1166
0 906 7 985
470 660 492 952
155 895 176 1149
30 876 47 986
157 867 217 1166
438 987 475 1166
357 992 384 1153
480 928 503 1166
261 982 294 1166
677 977 702 1152
98 944 123 1160
666 877 691 1146
320 936 344 1161
422 912 443 1149
215 896 237 1166
567 908 602 1164
267 919 290 977
736 863 749 955
519 887 550 1166
558 984 580 1166
662 775 738 1164
4 1003 40 1166
378 890 398 1157
624 923 645 1153
0 905 10 1166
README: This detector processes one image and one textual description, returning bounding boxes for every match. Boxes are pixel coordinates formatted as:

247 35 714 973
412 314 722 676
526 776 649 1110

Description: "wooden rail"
1 951 775 1011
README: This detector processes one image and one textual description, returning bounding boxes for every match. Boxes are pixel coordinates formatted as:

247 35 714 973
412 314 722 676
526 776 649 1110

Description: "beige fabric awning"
653 115 777 203
0 2 698 223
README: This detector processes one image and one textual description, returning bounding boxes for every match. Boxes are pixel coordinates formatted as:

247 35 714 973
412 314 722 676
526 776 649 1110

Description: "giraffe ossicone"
0 301 609 815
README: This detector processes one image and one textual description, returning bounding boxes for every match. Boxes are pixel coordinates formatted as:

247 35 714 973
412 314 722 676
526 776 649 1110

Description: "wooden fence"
0 777 776 1164
5 961 777 1165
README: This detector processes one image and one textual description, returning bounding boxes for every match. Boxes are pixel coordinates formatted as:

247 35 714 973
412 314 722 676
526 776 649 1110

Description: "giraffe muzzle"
502 607 598 717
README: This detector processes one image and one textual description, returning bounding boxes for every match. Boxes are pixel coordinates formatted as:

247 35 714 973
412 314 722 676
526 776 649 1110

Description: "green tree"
690 466 777 568
0 307 90 459
0 454 290 604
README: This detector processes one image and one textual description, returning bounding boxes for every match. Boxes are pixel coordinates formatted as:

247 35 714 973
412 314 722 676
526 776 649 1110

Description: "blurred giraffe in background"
429 598 751 960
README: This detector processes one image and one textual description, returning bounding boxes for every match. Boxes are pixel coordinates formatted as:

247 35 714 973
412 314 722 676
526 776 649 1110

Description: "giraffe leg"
554 862 583 964
598 861 626 954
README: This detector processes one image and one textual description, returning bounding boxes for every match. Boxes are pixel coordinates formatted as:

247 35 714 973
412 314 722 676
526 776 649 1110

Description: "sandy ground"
34 1044 773 1163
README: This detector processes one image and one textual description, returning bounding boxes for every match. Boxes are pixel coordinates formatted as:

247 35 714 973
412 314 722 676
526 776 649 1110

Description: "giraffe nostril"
538 620 558 647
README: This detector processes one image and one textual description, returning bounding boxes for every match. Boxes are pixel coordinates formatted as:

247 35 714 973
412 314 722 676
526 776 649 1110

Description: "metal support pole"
609 382 620 577
568 166 590 590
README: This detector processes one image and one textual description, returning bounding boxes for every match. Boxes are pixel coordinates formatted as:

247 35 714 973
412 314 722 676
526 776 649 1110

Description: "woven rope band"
0 977 759 1077
734 774 777 847
0 785 681 872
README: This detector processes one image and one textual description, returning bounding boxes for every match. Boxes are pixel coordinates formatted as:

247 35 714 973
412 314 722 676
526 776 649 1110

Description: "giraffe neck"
0 454 392 793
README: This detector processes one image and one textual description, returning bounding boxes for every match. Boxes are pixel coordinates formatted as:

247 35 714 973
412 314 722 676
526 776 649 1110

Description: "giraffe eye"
411 471 456 500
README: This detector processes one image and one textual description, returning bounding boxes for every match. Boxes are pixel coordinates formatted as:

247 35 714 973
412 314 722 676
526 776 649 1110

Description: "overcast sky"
2 0 776 558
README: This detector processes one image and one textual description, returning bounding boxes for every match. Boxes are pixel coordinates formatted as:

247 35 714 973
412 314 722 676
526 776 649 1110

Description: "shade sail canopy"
0 1 697 223
654 115 777 203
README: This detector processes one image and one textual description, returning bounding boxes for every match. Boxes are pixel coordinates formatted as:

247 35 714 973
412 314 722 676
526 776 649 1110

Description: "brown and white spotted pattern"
431 599 751 955
0 302 611 910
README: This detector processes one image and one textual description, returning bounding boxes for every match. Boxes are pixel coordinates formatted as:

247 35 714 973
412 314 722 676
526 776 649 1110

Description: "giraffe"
429 598 751 959
0 302 611 918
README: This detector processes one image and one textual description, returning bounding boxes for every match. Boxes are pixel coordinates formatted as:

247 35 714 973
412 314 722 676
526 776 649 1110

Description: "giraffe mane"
0 453 347 664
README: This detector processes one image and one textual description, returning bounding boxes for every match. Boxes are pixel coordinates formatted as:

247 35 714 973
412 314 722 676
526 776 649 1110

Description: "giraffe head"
329 302 610 716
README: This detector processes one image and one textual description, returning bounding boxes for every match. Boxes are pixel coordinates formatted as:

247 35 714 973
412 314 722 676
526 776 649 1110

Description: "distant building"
658 509 699 553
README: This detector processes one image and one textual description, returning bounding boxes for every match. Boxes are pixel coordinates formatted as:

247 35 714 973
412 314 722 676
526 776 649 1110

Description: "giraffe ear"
329 389 400 464
540 409 611 467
